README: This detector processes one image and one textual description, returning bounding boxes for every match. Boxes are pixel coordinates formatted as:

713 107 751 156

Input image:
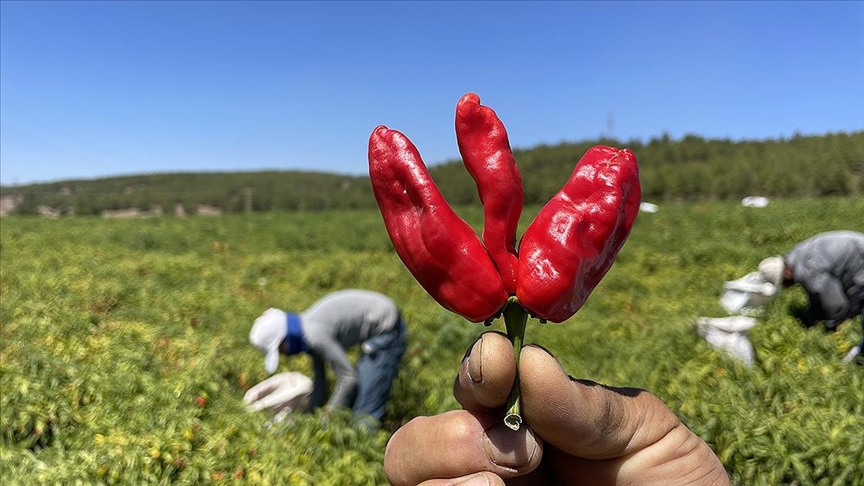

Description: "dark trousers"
843 290 864 364
353 318 407 424
858 291 864 356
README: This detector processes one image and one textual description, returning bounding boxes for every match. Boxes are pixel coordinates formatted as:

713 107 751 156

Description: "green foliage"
435 131 864 205
1 199 863 484
2 131 862 216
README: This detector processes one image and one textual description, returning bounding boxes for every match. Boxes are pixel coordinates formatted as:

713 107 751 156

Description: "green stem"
502 297 528 431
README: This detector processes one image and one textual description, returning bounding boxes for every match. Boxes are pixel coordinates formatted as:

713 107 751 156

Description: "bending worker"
758 231 864 360
249 289 407 428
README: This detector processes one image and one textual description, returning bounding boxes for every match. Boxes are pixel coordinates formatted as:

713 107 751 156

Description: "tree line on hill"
1 131 861 216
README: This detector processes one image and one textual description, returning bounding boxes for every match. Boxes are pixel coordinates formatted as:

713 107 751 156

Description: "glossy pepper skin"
516 146 641 323
368 125 509 322
455 93 523 295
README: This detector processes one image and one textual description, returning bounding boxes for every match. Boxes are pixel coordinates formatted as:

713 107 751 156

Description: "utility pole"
606 110 615 139
244 187 253 214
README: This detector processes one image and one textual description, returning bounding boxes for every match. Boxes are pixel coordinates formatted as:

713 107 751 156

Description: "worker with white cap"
758 231 864 363
249 289 407 428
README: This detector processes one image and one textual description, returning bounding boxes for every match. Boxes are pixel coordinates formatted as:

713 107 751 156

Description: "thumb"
520 344 680 459
519 345 730 484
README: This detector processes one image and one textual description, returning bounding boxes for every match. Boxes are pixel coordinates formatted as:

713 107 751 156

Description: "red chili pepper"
455 93 523 295
516 146 641 323
368 125 509 322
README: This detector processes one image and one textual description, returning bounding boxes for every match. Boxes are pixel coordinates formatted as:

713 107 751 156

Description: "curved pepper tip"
456 93 482 114
614 146 636 159
587 145 638 165
619 148 637 162
458 92 480 103
370 125 410 150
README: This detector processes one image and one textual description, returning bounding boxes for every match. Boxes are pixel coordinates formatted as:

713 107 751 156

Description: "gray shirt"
299 289 401 410
785 231 864 320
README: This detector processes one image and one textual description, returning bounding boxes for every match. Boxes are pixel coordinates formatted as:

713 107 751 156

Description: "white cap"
249 308 287 374
758 256 785 288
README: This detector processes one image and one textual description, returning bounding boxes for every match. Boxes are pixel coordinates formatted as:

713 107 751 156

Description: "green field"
1 198 863 485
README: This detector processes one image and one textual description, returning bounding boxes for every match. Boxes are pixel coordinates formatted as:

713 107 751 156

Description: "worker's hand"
384 332 731 485
243 372 313 414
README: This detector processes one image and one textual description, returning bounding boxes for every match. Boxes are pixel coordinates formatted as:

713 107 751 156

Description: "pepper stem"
502 297 528 430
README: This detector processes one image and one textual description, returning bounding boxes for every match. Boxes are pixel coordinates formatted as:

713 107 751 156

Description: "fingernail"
528 343 556 359
450 473 490 486
484 424 538 468
466 336 483 383
525 344 566 374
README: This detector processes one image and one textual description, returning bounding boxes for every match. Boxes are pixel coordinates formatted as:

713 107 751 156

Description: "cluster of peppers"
368 93 641 429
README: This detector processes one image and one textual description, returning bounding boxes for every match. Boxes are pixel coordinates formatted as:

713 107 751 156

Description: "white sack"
741 196 769 208
842 345 862 365
639 202 659 213
720 272 778 315
244 371 313 417
696 317 757 367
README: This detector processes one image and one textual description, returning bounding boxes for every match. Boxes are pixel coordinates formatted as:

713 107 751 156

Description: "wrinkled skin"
456 93 523 295
385 332 730 486
517 146 641 322
369 126 508 322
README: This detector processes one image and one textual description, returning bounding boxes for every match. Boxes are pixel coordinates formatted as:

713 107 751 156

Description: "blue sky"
1 1 862 186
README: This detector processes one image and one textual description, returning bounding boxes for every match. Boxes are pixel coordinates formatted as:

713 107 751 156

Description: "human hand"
243 371 313 415
384 332 730 485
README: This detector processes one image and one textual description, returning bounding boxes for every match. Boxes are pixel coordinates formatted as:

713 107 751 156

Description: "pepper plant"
368 93 641 429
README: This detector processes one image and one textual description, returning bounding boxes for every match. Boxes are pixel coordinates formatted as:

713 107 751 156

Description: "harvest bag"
696 316 758 367
243 371 313 422
696 271 779 367
719 272 778 316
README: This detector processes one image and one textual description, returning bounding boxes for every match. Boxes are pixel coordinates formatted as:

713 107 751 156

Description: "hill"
1 131 861 216
0 171 375 217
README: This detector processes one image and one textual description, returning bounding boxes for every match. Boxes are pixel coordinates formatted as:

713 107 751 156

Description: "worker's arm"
309 354 328 409
309 336 358 411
